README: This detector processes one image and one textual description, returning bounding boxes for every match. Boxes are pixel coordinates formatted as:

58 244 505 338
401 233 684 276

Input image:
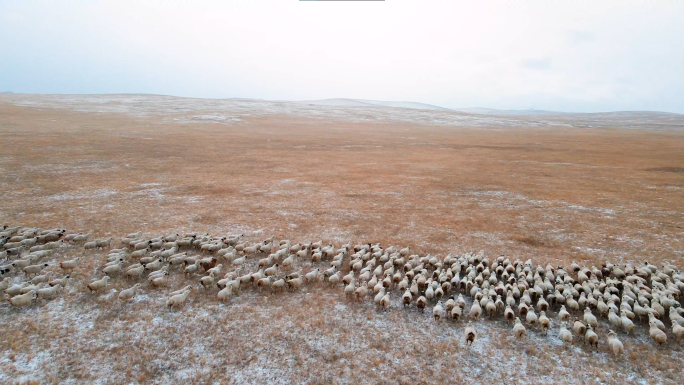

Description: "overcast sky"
1 1 683 113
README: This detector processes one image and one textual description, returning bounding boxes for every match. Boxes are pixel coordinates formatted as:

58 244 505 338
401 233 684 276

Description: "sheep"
37 284 62 299
84 241 98 250
207 264 223 277
272 278 286 293
539 311 550 335
606 330 624 356
118 283 141 301
380 292 391 311
649 321 667 346
583 308 598 329
558 305 571 322
125 265 145 279
433 301 445 321
288 276 305 291
103 262 123 277
232 256 246 267
151 272 170 287
22 263 49 277
167 289 192 308
584 325 599 351
49 275 70 287
96 238 113 249
648 313 666 333
9 290 36 307
416 296 427 312
60 258 80 272
264 264 278 277
525 308 538 326
673 323 684 340
469 301 482 319
513 317 527 338
217 286 232 302
558 322 573 345
608 308 622 329
169 285 192 297
304 269 320 283
451 305 463 321
402 289 412 307
87 276 110 292
620 311 635 333
11 259 31 270
573 319 587 339
464 322 476 346
200 274 215 289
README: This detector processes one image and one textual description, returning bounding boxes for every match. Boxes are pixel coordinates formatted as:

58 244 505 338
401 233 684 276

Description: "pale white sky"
1 0 683 112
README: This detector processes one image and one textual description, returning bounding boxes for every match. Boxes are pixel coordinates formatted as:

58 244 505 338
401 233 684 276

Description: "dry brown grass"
1 97 683 384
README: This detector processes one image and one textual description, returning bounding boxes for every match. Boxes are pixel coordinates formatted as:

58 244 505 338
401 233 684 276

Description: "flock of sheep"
2 224 684 355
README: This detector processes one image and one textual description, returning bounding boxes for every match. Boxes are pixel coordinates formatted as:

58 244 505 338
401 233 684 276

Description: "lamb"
464 322 476 346
513 317 527 338
87 276 110 292
118 283 141 301
9 290 36 307
585 325 599 351
606 330 624 356
649 321 667 346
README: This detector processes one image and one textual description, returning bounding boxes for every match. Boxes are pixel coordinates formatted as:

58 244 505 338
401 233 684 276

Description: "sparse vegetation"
1 96 683 384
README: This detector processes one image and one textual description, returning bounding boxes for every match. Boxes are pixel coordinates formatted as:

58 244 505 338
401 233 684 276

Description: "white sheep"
87 276 110 292
464 322 476 346
118 283 141 301
558 322 573 345
513 317 527 338
9 290 36 307
37 284 62 299
167 289 192 308
606 330 624 356
60 258 80 272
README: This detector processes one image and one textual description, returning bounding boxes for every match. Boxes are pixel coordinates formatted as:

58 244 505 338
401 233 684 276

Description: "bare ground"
0 95 683 384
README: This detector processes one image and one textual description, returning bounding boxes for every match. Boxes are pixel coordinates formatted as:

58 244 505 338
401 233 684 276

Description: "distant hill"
452 107 564 116
299 98 453 111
